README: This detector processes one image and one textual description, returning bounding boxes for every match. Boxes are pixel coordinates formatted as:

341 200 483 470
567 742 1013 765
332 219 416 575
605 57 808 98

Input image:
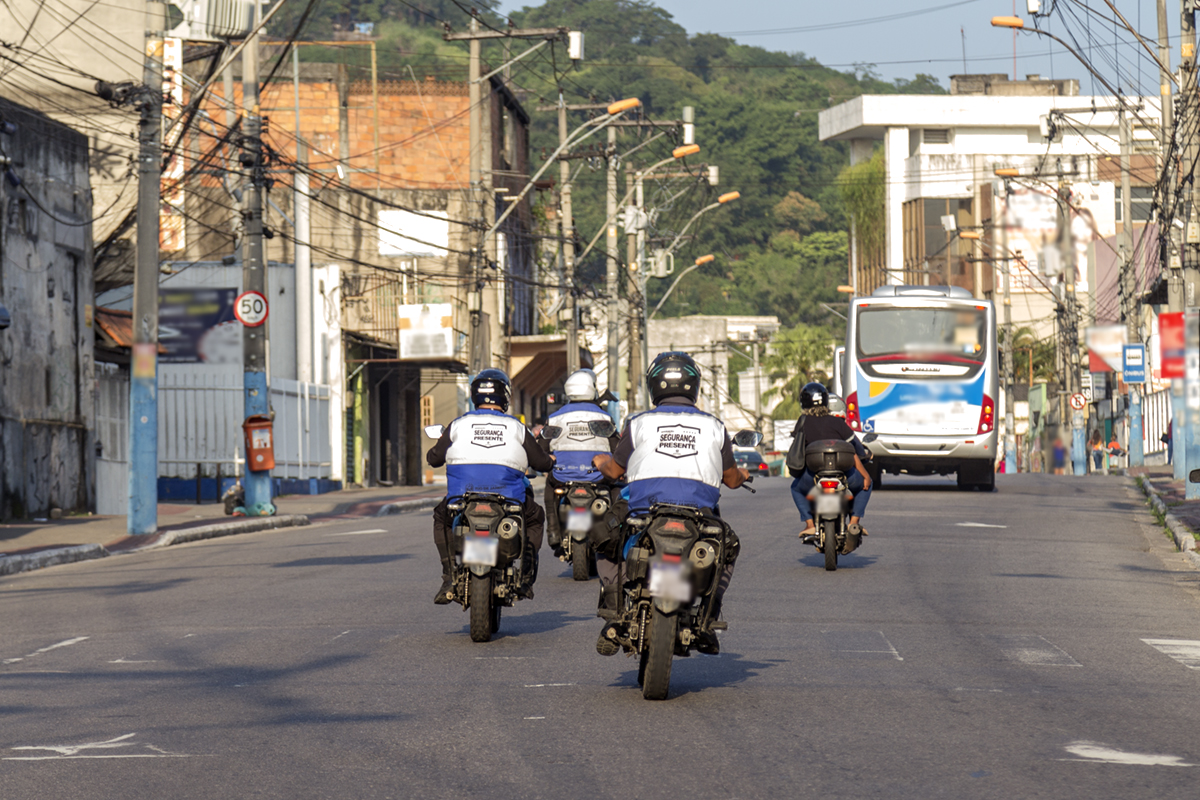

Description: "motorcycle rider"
426 369 555 604
789 381 873 541
591 351 751 656
540 369 620 556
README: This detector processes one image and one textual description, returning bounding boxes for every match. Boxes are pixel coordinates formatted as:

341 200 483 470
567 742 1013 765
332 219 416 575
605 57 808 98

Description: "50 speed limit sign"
234 291 269 327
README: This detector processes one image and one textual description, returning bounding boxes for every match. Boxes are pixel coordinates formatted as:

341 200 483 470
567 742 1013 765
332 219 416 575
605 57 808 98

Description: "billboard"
1086 325 1126 373
158 288 240 363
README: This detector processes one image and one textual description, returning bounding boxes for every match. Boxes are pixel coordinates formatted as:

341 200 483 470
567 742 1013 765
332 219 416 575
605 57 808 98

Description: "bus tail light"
845 391 860 431
978 393 994 434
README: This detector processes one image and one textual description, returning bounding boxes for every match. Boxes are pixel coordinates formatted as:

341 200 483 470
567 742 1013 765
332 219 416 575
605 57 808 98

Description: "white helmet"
563 369 598 402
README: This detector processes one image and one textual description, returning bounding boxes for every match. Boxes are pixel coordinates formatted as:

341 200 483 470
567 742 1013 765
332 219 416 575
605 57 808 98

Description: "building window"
1115 186 1154 223
421 395 434 428
923 128 951 145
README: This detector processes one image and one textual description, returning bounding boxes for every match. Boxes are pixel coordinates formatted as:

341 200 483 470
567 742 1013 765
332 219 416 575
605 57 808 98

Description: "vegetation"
761 322 836 419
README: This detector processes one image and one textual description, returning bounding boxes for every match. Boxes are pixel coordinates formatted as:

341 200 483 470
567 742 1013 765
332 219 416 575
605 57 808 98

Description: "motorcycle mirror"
732 430 763 448
588 420 616 438
542 425 563 440
423 424 445 439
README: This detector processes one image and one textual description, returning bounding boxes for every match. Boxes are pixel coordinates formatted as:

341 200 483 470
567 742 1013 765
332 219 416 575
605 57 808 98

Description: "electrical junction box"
166 0 254 42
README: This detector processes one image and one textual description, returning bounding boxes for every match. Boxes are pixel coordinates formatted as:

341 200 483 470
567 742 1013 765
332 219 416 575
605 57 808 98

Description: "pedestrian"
1052 436 1066 475
1089 429 1104 473
1107 433 1124 472
1163 419 1173 465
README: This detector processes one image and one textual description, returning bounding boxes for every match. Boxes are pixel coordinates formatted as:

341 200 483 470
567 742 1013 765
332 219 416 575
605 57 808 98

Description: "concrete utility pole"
128 0 166 535
626 161 641 411
241 3 274 513
1161 0 1187 481
1118 105 1145 467
559 91 579 374
1001 185 1017 473
1184 0 1200 499
606 124 620 418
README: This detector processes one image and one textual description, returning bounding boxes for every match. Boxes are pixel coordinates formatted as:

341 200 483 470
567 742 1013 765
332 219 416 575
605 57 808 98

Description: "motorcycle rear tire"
469 574 494 643
641 607 677 701
571 541 591 581
822 519 838 571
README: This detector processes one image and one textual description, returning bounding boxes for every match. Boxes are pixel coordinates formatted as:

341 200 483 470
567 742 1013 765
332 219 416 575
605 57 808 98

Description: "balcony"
342 273 469 365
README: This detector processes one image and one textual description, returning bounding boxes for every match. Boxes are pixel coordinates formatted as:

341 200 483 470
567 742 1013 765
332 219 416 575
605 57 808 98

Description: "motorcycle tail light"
845 391 860 431
661 521 688 532
572 488 590 497
978 392 995 434
819 479 840 492
661 553 682 563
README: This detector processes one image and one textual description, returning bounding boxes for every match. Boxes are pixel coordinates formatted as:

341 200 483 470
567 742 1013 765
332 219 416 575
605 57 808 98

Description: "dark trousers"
544 477 563 549
432 494 545 565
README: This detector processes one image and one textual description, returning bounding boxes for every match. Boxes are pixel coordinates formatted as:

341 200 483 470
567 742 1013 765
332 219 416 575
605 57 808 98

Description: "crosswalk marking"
1142 639 1200 669
986 634 1081 667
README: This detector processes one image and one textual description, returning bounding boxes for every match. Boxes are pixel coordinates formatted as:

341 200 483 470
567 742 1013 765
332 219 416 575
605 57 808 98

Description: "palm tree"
761 323 836 419
1009 326 1057 385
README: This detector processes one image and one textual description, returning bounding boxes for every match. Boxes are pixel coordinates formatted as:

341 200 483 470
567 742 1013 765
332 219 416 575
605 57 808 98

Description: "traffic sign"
1069 393 1086 410
1122 343 1146 384
234 291 268 327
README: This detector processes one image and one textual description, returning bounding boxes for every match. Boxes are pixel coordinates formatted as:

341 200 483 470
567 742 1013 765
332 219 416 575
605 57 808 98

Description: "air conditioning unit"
167 0 254 42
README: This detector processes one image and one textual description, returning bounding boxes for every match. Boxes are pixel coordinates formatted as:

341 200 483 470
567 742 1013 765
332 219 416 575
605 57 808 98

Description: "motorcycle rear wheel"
468 574 494 642
641 607 677 700
822 519 838 571
571 541 591 581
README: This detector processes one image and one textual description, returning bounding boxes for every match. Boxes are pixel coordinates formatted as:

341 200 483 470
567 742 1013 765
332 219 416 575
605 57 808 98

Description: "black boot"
433 559 454 605
516 551 539 599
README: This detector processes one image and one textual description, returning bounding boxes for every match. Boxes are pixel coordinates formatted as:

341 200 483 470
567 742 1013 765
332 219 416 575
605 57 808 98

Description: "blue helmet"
471 369 511 412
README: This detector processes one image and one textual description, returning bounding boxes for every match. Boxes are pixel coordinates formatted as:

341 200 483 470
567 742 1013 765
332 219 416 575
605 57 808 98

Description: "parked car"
734 450 770 477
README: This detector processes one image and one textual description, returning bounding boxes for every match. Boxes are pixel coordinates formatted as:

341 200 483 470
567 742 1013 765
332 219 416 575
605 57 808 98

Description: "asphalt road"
3 473 1200 799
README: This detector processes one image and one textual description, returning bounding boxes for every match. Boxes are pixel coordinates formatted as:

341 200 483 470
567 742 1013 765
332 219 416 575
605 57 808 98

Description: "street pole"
605 124 620 421
626 161 641 411
559 92 579 375
1160 0 1187 480
1060 177 1086 476
241 2 273 514
752 341 762 433
128 0 165 535
636 168 650 410
1185 1 1200 498
1002 185 1017 473
467 16 485 374
1119 105 1145 467
295 143 312 384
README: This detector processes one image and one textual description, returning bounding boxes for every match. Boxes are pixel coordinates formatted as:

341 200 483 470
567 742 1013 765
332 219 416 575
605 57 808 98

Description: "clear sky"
501 0 1184 97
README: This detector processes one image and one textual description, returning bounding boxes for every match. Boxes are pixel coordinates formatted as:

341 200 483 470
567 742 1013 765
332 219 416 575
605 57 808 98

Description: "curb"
155 514 312 548
1135 476 1197 554
0 544 108 577
377 497 441 516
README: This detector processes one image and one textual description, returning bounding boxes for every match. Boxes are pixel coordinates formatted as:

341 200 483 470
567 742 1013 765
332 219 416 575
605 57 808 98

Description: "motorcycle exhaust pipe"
689 540 718 595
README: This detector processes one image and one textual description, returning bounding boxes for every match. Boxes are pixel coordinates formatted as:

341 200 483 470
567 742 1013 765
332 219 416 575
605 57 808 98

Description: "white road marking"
1061 742 1195 766
3 636 89 665
956 522 1008 528
1142 639 1200 669
475 656 535 660
328 529 387 536
108 659 158 664
524 683 576 688
822 630 903 661
331 631 352 641
5 733 192 761
524 716 546 720
989 634 1080 667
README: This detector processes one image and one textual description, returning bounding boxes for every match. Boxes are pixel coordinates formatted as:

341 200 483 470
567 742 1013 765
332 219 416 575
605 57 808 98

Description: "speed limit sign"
1069 393 1087 410
234 291 269 327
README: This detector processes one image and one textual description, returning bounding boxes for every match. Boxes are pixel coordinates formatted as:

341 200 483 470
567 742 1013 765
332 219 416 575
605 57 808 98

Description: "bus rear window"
857 306 987 364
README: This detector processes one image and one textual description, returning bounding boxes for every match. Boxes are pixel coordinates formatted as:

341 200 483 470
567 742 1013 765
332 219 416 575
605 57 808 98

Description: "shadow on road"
456 609 592 640
272 554 413 568
797 552 880 570
611 651 780 696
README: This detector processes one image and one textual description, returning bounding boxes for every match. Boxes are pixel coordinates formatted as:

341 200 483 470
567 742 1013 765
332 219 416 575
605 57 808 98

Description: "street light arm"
992 18 1124 99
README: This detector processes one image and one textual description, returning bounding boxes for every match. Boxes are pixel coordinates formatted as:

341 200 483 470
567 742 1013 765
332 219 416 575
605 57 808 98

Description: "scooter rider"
426 369 555 604
540 369 620 556
591 351 751 656
789 381 873 540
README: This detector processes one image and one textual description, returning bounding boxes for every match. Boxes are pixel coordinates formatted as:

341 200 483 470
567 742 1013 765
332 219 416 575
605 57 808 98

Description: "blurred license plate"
815 493 843 517
567 509 592 532
462 536 498 566
648 561 691 602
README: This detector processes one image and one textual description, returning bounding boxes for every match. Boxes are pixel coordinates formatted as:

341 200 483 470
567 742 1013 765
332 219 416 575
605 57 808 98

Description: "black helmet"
647 351 701 405
799 381 828 410
471 369 511 412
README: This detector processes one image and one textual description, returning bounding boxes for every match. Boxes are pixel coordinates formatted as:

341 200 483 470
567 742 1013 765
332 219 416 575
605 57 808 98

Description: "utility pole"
1160 0 1187 481
241 2 274 514
1118 105 1145 467
295 142 312 384
128 0 165 535
1184 0 1200 499
626 161 641 411
1001 184 1017 473
559 91 579 374
635 166 650 410
605 124 620 419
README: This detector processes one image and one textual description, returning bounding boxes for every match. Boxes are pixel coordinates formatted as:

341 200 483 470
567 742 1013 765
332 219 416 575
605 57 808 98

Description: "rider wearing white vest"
541 369 619 554
591 351 750 656
426 369 554 604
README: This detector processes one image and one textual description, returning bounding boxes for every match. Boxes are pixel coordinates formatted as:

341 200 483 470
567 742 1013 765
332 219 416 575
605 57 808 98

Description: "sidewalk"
1129 465 1200 556
0 482 447 576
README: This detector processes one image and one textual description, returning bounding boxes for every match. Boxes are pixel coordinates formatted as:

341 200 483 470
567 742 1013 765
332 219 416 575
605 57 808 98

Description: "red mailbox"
243 415 276 472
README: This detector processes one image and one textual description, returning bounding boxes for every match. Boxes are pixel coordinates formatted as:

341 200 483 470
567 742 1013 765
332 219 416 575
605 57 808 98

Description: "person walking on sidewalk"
1089 429 1104 473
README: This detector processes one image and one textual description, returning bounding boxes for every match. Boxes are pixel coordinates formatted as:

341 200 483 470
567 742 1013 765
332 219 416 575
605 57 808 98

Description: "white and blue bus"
843 286 998 491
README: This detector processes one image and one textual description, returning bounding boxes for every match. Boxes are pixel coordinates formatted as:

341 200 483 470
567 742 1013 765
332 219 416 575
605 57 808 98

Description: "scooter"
799 439 862 571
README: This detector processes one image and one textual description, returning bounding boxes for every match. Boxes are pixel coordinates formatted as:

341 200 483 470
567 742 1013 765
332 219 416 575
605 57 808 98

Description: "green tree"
761 323 837 419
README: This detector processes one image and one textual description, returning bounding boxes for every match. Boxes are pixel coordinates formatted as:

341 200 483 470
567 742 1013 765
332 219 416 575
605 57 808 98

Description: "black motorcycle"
542 419 619 582
600 430 760 700
799 439 861 571
425 425 533 643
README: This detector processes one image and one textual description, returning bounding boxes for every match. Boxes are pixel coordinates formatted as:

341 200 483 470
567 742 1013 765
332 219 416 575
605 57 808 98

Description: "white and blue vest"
445 410 530 502
547 402 613 482
625 404 726 512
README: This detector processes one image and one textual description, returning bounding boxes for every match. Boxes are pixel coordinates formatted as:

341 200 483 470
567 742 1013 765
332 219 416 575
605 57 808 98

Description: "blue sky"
499 0 1183 96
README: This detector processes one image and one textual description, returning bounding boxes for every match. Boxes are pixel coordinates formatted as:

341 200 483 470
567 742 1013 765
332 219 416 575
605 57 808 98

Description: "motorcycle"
541 419 619 582
600 430 761 701
424 425 532 643
799 439 861 571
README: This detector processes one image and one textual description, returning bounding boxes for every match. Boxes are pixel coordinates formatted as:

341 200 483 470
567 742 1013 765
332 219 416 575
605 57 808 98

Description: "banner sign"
1086 325 1127 372
158 288 239 363
1159 311 1185 380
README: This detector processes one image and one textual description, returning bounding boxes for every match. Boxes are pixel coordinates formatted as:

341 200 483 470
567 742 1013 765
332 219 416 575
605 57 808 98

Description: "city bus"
843 286 998 491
